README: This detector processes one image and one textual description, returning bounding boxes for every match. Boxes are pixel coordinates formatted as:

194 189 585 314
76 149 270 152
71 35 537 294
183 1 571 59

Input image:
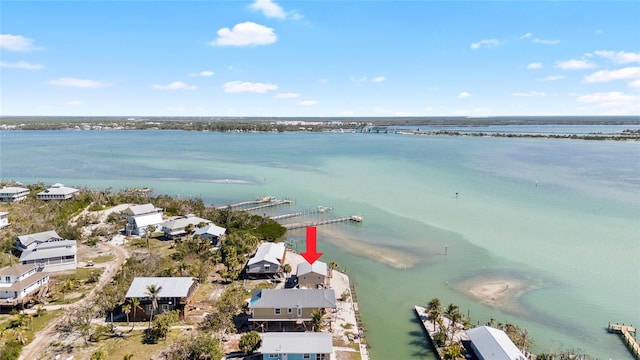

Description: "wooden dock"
283 215 363 230
216 196 274 209
608 322 639 359
243 199 291 211
271 206 333 221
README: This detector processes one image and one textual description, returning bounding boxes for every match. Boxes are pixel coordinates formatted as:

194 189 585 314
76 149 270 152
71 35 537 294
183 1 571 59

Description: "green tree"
130 297 141 331
282 263 292 278
122 304 131 325
144 284 163 327
311 309 323 332
152 310 179 340
90 349 107 360
442 342 463 360
239 331 261 354
427 298 442 329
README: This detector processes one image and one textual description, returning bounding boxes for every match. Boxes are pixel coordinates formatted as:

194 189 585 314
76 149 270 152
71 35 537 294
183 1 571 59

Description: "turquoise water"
1 129 638 359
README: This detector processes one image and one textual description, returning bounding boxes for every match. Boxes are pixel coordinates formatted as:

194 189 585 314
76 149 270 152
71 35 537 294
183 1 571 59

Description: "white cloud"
577 91 640 111
274 92 300 98
299 100 318 106
190 70 214 77
212 22 276 47
249 0 286 19
47 77 112 88
471 39 500 49
350 76 367 82
67 100 83 105
583 67 640 86
527 62 542 69
372 76 386 83
223 81 278 93
512 91 546 97
537 75 565 82
457 91 471 99
594 50 640 64
555 59 597 70
0 34 38 51
0 60 43 69
533 38 560 45
319 78 329 84
520 33 533 39
342 110 355 116
150 81 197 90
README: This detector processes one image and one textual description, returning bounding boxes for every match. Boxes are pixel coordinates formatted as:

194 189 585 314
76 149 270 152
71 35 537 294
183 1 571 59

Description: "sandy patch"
455 275 542 315
311 227 421 269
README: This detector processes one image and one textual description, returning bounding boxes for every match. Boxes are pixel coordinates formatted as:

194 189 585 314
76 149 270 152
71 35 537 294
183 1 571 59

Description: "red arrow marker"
301 226 323 264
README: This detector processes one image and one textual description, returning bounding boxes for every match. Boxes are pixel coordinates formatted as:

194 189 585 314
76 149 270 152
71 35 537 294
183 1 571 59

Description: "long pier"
608 322 639 359
271 206 333 221
244 199 292 211
216 196 273 209
283 215 362 230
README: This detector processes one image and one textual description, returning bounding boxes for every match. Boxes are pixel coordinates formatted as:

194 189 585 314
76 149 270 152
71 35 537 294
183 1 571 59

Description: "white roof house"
194 223 226 238
0 187 29 202
296 260 328 289
247 242 286 275
260 332 332 358
123 204 164 236
37 183 79 200
19 239 77 272
0 212 9 229
123 204 162 216
466 326 528 360
249 288 336 310
125 277 198 298
160 214 212 239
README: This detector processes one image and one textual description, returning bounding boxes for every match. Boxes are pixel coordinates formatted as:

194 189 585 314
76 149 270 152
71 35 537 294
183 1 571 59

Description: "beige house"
248 288 336 331
296 260 328 289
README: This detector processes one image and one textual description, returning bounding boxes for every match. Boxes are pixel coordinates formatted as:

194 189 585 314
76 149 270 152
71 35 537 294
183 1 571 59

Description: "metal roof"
296 260 328 277
125 277 197 298
20 247 76 262
32 239 76 250
466 326 528 360
37 184 79 196
260 332 332 354
194 223 226 237
17 230 62 247
249 288 336 309
247 242 285 266
125 203 161 216
132 213 164 228
161 215 212 231
0 187 29 194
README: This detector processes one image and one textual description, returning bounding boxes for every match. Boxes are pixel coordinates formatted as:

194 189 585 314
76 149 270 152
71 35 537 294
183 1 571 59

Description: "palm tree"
311 309 323 332
130 297 141 331
144 284 163 327
145 225 155 253
445 303 460 339
442 342 463 360
122 304 131 325
427 298 442 328
282 263 292 278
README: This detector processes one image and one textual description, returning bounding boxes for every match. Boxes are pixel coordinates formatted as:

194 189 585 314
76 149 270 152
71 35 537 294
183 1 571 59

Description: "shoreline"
454 275 542 315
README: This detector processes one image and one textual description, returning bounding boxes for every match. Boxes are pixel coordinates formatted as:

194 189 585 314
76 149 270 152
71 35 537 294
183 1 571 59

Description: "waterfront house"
0 186 29 202
466 325 528 360
15 230 64 252
193 223 226 247
0 264 49 306
248 288 336 331
160 214 212 240
124 277 198 320
260 332 332 360
0 212 9 229
19 239 77 272
246 242 286 277
296 260 328 289
36 183 79 200
122 203 164 236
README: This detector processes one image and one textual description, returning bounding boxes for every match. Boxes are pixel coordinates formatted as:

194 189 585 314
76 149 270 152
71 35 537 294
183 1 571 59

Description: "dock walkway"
283 215 362 230
608 323 639 359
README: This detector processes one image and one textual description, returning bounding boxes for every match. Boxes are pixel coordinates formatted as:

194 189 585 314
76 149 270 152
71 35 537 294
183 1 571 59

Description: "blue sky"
1 1 639 117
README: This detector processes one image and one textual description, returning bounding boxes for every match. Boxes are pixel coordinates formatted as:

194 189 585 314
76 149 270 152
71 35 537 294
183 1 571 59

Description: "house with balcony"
0 186 29 202
36 183 79 200
0 264 49 306
19 239 77 272
193 223 226 247
15 230 64 252
122 203 164 236
124 277 199 321
248 288 336 332
260 332 332 360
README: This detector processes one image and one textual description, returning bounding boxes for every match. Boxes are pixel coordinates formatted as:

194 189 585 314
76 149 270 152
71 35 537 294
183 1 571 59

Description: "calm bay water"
1 129 638 359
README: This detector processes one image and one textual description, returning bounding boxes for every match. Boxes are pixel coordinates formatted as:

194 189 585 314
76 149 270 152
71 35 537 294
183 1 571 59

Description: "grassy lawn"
90 254 115 263
193 282 220 303
84 328 184 360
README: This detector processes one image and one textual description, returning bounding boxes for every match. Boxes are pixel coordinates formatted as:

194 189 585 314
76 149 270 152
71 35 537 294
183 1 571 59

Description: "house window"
268 355 279 359
4 276 10 283
274 308 281 315
287 308 292 314
297 307 302 317
303 354 311 359
264 264 270 272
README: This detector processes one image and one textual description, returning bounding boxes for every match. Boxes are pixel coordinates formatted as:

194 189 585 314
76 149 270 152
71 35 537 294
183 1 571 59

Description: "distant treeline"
1 115 639 132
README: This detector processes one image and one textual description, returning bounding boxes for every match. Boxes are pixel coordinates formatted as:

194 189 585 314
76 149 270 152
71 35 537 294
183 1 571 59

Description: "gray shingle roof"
249 288 336 309
0 264 36 276
125 277 197 298
32 239 76 250
260 332 332 354
20 247 75 262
